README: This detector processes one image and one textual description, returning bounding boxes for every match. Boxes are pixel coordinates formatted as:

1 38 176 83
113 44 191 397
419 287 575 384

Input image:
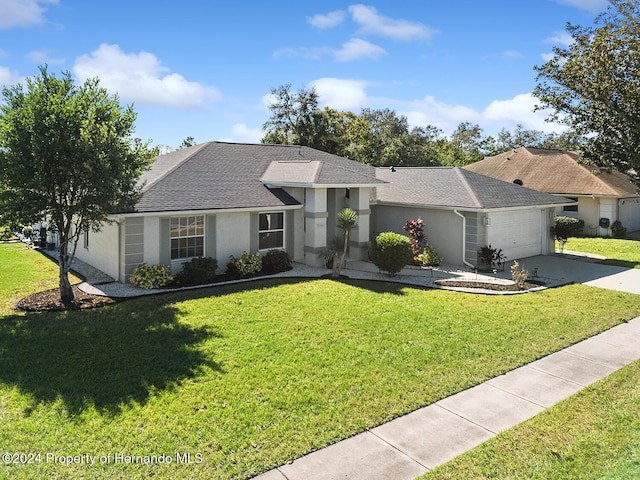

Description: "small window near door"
259 212 284 250
563 197 579 212
83 230 89 249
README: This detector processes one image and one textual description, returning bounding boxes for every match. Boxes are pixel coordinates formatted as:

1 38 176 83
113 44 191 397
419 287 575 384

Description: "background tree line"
259 0 639 181
260 84 584 168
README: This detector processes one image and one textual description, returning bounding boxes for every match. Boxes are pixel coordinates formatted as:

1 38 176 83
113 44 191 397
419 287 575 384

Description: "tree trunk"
58 242 74 306
337 230 350 276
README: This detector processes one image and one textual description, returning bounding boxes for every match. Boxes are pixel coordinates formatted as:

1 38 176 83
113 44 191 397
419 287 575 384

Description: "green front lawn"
423 359 640 479
563 236 640 268
1 245 639 479
0 243 81 314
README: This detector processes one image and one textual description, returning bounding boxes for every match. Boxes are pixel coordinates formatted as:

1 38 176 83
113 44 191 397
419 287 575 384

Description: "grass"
423 359 640 479
0 244 639 479
562 236 640 268
0 243 81 315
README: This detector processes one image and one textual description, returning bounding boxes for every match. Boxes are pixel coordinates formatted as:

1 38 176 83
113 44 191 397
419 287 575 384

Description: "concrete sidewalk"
255 316 640 480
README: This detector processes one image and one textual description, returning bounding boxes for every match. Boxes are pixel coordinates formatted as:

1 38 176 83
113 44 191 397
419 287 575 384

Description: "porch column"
349 187 371 261
304 188 328 267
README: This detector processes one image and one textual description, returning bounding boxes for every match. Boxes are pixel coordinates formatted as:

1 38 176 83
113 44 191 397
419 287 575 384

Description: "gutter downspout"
454 210 475 269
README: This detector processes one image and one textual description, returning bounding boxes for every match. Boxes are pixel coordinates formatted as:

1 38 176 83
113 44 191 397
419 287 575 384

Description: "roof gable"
373 167 572 210
132 142 384 214
464 147 639 197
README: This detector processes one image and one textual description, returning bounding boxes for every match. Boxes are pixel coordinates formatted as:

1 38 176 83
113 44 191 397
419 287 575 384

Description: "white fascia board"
117 204 303 218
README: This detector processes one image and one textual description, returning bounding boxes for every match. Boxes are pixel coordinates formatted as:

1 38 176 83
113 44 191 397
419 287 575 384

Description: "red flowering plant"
403 218 426 264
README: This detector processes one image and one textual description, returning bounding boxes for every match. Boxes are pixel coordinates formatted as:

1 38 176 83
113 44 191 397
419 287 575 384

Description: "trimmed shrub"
227 251 262 279
261 249 292 274
129 263 172 289
176 256 218 286
611 220 627 239
371 232 413 276
416 243 441 266
551 216 584 249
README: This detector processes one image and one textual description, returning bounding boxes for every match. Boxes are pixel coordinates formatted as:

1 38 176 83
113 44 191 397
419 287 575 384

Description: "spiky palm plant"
335 208 359 277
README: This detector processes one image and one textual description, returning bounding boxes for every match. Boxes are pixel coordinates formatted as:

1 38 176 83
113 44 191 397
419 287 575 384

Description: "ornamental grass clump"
511 260 529 289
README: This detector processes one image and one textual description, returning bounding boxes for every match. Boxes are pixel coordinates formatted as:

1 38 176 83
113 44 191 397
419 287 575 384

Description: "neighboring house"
465 147 640 235
371 167 571 268
75 142 572 282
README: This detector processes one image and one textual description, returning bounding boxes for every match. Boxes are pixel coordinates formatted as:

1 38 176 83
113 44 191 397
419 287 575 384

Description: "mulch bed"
435 280 546 291
16 285 118 312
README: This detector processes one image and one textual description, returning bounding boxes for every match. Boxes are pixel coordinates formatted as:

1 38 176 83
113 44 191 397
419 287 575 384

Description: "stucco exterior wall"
371 205 464 266
122 217 144 282
74 220 121 281
143 216 160 265
283 188 305 263
215 211 251 265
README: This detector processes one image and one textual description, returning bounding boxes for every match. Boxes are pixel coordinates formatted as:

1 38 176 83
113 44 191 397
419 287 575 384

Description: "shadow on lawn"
0 300 221 416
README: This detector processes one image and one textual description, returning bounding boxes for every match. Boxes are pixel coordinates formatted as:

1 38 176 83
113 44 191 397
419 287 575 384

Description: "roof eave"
119 203 304 217
263 181 385 189
372 200 569 211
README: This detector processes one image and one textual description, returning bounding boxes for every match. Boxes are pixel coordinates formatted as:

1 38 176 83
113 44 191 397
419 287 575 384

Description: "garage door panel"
487 210 542 261
619 199 640 232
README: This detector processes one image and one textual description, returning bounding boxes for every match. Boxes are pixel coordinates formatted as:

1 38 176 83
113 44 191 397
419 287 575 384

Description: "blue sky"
1 0 609 150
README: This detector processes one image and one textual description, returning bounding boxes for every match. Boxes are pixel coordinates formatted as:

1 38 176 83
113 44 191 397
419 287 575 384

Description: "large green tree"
262 84 322 146
534 0 640 182
0 67 157 305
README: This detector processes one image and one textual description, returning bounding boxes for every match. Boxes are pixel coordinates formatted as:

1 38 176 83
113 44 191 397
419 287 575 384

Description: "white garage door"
486 209 542 262
619 198 640 232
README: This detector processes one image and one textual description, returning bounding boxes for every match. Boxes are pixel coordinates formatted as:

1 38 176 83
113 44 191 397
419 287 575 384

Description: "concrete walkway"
255 316 640 480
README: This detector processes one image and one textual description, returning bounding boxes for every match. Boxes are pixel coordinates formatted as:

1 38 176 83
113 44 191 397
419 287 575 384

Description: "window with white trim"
563 197 579 212
259 212 284 250
170 215 204 260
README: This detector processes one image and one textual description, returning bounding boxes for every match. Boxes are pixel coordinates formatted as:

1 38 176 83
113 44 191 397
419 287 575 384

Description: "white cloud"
0 65 24 89
483 93 565 133
0 0 58 29
348 4 437 41
274 39 385 63
551 0 608 13
73 44 220 109
28 49 65 65
546 31 574 47
273 46 330 60
394 92 566 136
307 10 346 29
402 96 482 133
310 78 371 111
228 123 263 144
333 38 386 62
501 50 523 58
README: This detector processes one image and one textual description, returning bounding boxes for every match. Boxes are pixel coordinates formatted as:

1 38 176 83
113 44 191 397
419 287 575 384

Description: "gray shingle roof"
372 167 573 210
132 142 383 213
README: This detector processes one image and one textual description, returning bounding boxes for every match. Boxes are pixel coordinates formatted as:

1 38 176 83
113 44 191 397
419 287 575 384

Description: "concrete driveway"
513 254 640 295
